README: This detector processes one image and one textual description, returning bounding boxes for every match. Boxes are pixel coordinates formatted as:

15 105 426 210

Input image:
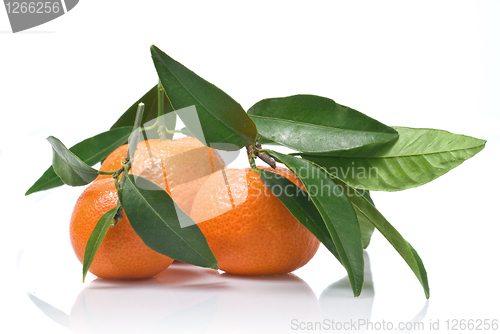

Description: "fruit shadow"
68 264 223 333
34 263 322 333
84 262 225 290
27 254 429 333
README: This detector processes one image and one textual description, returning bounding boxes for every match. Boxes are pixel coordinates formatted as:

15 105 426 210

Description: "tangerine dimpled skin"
190 166 320 275
97 137 225 215
70 178 174 279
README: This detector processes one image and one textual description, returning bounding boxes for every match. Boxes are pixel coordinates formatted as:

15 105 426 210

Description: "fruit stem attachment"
111 206 123 228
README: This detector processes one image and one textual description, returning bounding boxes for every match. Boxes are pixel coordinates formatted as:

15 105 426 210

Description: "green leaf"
47 136 99 186
150 45 257 149
82 206 119 282
358 211 375 249
302 127 486 191
269 151 364 297
111 85 175 140
26 127 133 195
257 169 340 261
247 95 398 154
258 135 281 146
258 168 374 252
317 167 430 299
356 190 376 249
121 174 218 269
26 167 69 197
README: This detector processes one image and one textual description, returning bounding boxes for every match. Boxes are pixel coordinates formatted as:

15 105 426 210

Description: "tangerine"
70 178 174 279
97 137 225 215
190 166 320 275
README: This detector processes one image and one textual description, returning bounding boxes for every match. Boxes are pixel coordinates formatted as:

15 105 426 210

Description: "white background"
1 1 499 333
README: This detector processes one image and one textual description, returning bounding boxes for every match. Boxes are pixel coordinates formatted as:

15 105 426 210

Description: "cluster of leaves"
26 46 486 298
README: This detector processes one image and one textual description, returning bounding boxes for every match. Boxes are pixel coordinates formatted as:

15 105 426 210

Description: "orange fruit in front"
190 166 320 275
70 178 174 279
97 137 225 215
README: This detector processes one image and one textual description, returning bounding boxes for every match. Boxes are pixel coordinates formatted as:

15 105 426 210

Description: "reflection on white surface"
70 265 221 333
16 204 435 334
390 301 429 334
28 263 321 333
24 254 396 333
319 253 375 333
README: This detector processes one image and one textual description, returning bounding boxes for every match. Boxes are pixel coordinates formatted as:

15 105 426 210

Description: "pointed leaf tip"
122 174 218 269
267 151 365 296
314 165 430 299
303 127 487 192
150 45 257 149
47 136 99 187
27 127 133 195
82 206 119 282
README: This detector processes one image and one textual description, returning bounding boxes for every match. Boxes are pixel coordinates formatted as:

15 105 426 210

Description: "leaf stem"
254 143 276 169
162 128 183 134
127 102 145 162
246 145 257 170
118 163 131 189
142 123 158 131
98 170 115 175
112 166 125 179
110 103 145 187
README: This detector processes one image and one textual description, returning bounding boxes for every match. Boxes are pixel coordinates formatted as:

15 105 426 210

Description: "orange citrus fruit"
70 178 174 279
97 137 225 215
190 166 320 275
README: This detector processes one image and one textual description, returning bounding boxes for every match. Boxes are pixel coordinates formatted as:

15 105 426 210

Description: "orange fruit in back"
190 166 320 275
97 137 225 215
70 178 174 279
